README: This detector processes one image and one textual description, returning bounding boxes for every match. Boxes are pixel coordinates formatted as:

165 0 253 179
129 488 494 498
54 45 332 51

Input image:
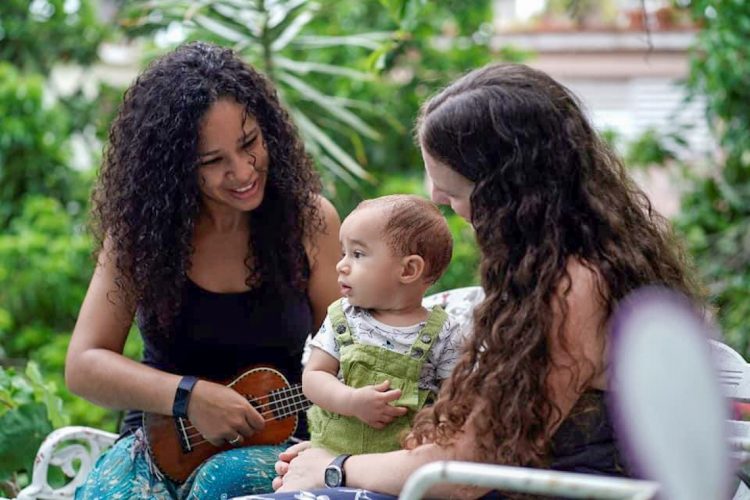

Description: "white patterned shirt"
309 298 468 393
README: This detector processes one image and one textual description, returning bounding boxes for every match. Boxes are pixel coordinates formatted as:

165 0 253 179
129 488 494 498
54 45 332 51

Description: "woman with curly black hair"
65 42 341 498
269 63 702 498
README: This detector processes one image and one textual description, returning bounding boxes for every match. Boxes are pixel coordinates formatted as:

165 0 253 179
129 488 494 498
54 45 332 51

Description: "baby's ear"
400 255 425 284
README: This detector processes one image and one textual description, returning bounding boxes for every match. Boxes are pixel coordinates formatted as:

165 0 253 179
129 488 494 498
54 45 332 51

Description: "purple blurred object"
609 286 732 500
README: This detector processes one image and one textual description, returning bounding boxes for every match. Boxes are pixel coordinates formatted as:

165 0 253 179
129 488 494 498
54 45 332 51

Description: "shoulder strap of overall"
407 305 448 362
327 298 354 347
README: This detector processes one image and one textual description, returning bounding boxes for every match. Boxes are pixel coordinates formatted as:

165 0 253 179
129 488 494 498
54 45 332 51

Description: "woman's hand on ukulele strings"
188 380 265 446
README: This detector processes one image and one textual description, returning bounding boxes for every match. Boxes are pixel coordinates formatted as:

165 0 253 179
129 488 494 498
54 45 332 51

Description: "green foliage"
678 178 750 349
0 0 106 74
599 127 619 147
0 63 85 227
432 215 480 292
300 0 512 205
0 195 121 431
121 0 391 184
0 0 117 435
377 0 415 25
0 362 68 490
625 128 677 169
675 0 750 354
0 196 92 353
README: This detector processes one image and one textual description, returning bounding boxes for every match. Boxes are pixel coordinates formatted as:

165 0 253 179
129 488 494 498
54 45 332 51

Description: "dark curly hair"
408 63 702 466
92 41 323 335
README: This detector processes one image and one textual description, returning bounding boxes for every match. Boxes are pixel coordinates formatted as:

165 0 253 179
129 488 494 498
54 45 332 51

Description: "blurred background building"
492 0 710 161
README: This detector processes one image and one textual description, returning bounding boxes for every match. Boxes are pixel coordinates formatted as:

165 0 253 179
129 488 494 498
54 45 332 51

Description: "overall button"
336 324 347 334
421 334 431 343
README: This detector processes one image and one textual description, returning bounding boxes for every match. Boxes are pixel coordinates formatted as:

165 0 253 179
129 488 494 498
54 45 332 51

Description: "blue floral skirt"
75 429 285 499
240 489 396 499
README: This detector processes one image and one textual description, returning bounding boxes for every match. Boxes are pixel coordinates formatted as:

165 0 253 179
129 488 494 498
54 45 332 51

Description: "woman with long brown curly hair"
65 42 341 498
269 63 700 498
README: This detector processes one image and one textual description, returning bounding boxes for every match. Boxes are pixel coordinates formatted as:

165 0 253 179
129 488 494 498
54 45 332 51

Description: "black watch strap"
325 453 352 487
172 376 199 418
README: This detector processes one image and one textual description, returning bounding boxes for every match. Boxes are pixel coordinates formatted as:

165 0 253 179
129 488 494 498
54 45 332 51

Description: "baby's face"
336 207 403 309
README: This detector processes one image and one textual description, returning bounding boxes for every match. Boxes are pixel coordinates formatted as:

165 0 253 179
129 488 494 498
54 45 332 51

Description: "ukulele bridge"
175 416 193 453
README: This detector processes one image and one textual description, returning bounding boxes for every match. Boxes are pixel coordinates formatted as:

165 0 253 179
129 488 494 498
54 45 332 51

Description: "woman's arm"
65 239 179 413
277 418 488 498
305 195 342 330
65 240 264 445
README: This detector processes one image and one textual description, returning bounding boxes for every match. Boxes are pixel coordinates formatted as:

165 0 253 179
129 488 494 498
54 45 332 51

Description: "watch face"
324 466 342 487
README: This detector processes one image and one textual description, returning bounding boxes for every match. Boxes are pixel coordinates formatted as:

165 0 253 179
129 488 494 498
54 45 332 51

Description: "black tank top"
481 391 628 499
549 390 628 476
121 278 313 436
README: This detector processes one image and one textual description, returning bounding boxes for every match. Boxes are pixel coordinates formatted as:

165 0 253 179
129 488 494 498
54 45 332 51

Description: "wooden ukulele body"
144 367 308 483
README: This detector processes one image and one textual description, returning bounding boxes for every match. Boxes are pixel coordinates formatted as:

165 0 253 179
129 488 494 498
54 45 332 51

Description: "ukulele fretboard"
267 384 311 419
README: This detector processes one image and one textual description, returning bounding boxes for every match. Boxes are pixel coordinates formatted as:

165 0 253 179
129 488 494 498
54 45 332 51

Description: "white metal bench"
14 427 117 500
12 286 750 499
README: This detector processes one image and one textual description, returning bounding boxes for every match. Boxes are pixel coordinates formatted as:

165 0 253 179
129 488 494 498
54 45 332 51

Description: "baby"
304 194 465 455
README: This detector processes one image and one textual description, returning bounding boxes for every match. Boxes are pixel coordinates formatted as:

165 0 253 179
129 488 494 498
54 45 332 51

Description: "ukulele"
143 366 311 483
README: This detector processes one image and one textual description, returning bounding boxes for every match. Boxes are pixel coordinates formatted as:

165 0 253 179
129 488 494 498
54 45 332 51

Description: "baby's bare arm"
303 348 354 414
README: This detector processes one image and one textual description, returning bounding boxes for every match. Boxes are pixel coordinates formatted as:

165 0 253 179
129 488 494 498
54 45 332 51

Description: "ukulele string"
242 385 303 406
181 408 286 440
184 409 303 448
179 390 310 431
181 411 292 443
179 392 311 438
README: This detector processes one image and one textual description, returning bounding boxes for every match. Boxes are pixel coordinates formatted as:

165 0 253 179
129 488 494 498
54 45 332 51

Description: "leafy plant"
675 0 750 354
0 196 92 351
625 127 678 169
0 195 126 430
299 0 516 207
599 127 621 152
0 0 105 74
0 0 123 436
0 64 86 228
0 362 69 496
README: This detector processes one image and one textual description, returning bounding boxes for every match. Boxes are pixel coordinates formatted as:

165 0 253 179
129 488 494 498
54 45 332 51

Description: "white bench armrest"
15 426 117 500
398 461 659 500
712 340 750 402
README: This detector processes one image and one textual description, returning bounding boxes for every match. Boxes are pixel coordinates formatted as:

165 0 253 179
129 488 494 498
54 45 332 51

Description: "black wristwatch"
324 454 352 488
172 376 199 418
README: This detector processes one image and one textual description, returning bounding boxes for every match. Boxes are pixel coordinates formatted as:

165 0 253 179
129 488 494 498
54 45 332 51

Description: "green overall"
308 299 448 455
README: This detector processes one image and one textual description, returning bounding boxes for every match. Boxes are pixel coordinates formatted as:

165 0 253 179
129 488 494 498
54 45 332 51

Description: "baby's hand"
350 380 408 428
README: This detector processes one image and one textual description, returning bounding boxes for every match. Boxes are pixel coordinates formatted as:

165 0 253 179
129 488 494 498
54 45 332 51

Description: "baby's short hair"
356 194 453 284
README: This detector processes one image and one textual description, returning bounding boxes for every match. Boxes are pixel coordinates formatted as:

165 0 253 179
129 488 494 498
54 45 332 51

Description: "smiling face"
421 147 474 222
336 207 404 309
197 98 269 214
